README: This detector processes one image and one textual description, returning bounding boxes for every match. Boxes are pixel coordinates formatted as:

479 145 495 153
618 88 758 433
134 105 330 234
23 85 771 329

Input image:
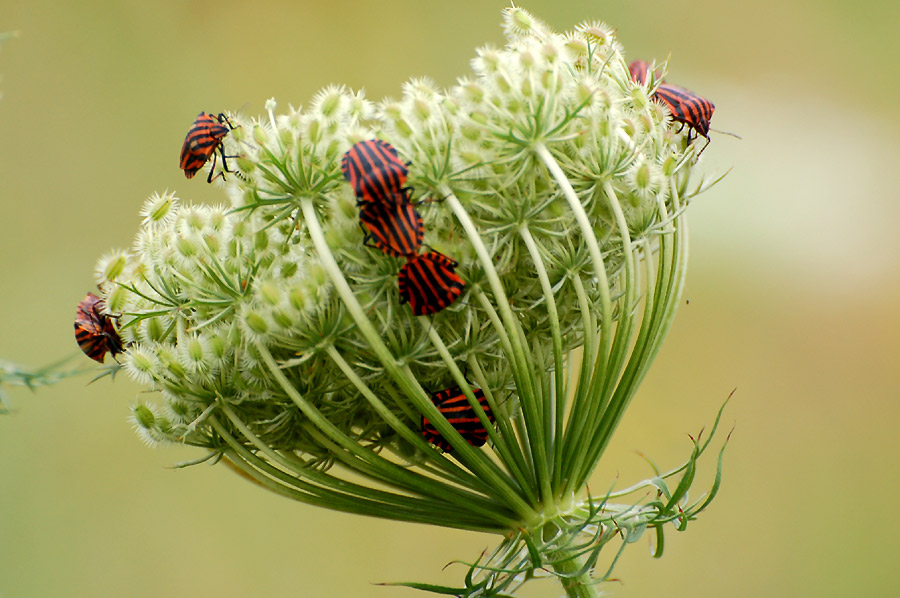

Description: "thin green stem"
471 288 538 480
324 344 490 491
209 415 508 531
465 353 536 492
298 196 536 521
562 181 640 493
442 187 551 506
535 144 629 497
642 185 688 368
420 323 538 505
255 341 522 525
518 225 566 497
533 142 613 347
577 185 688 487
217 403 467 512
560 276 598 473
595 181 638 401
549 546 604 598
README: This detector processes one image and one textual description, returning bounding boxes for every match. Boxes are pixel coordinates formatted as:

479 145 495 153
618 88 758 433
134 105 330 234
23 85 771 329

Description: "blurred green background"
2 0 898 596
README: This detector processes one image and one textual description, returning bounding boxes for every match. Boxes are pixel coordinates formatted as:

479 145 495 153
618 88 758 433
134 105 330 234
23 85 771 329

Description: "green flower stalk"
92 7 730 596
0 356 89 414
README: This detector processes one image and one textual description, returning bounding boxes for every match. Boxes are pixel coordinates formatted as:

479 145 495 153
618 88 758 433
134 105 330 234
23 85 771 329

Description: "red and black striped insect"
341 139 409 205
654 83 715 152
421 385 494 452
74 292 124 363
628 60 658 85
398 251 465 316
359 201 424 257
180 112 239 183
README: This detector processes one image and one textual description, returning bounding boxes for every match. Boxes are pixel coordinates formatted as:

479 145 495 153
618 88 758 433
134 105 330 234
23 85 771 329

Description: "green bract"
94 7 727 596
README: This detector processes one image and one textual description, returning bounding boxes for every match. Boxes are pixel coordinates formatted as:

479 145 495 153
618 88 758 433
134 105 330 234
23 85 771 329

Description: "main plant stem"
550 547 603 598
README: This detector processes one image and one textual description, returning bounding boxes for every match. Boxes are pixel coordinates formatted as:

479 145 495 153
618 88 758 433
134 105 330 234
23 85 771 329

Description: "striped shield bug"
341 139 409 205
398 251 465 316
628 60 656 85
180 112 239 183
74 292 124 363
628 59 667 86
653 83 715 153
421 385 494 452
359 201 424 258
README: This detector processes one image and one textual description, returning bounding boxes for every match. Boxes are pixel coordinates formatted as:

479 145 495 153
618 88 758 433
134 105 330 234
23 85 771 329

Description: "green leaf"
376 581 468 595
651 523 665 558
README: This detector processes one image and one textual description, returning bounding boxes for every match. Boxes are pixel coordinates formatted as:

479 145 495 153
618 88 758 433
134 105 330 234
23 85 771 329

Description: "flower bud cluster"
96 7 699 461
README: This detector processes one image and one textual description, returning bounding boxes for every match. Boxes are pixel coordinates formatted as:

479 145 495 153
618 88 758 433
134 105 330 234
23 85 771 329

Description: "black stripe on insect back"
74 326 105 359
422 386 494 452
628 60 653 85
74 292 124 363
184 131 221 153
345 139 407 178
180 113 230 169
398 251 465 316
628 59 667 88
180 112 239 182
359 201 424 257
341 140 409 205
654 84 715 138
